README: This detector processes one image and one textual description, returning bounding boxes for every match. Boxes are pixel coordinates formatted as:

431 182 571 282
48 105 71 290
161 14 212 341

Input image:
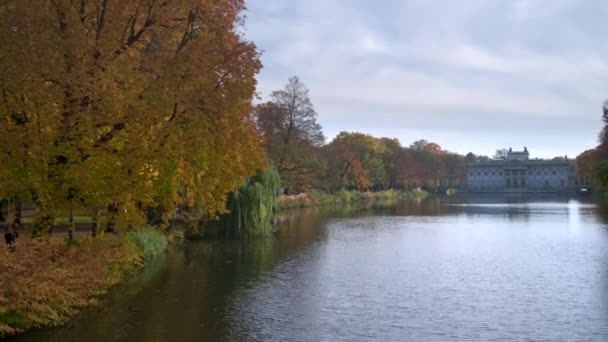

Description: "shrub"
335 189 359 204
126 227 168 258
166 228 185 244
275 189 432 212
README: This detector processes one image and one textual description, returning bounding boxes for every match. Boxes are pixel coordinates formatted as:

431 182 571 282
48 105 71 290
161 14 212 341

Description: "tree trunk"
91 209 99 237
68 205 75 242
32 213 53 237
13 197 22 227
105 202 117 233
30 191 54 237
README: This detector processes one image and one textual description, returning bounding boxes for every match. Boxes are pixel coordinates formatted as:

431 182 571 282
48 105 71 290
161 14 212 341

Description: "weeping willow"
218 165 281 239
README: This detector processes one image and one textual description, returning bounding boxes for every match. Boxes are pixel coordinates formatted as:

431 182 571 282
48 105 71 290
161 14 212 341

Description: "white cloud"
245 0 608 157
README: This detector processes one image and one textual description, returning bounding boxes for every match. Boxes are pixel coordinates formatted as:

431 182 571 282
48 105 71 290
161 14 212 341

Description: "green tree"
493 148 509 160
215 165 281 239
592 160 608 188
598 100 608 159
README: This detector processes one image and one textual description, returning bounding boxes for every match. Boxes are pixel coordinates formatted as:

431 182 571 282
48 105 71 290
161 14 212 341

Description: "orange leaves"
0 236 142 336
0 0 264 230
423 142 443 155
576 149 598 178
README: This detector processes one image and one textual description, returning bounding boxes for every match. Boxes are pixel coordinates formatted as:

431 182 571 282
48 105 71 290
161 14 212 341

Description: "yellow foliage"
0 236 142 337
0 0 265 233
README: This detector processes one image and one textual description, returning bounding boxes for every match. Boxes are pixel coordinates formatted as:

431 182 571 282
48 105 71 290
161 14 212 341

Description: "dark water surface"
14 197 608 341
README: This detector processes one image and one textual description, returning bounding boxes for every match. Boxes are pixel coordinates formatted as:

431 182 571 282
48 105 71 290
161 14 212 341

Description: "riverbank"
276 189 430 212
0 228 167 337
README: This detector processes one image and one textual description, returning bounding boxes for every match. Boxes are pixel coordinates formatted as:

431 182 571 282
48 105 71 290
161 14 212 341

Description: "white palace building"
466 148 578 193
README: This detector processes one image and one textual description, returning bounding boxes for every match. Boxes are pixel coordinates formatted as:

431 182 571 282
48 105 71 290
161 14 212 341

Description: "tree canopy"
576 99 608 188
0 0 265 235
255 76 324 194
493 148 509 160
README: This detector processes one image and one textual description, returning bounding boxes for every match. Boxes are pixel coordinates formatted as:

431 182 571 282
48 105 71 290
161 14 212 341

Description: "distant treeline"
254 76 474 195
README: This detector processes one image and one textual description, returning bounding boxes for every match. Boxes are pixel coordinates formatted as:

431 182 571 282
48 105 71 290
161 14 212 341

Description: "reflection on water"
13 196 608 341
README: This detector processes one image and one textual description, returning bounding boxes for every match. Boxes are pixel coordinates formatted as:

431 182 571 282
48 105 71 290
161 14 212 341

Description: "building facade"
466 148 577 192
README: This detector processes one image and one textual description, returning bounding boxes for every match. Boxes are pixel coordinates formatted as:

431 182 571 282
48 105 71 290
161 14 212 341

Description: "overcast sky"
244 0 607 158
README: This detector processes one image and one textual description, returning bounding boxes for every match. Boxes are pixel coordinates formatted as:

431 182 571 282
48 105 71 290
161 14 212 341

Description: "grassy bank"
276 189 430 212
0 228 167 337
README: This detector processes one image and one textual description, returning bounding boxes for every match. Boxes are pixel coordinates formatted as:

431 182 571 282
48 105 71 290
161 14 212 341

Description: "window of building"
552 170 556 175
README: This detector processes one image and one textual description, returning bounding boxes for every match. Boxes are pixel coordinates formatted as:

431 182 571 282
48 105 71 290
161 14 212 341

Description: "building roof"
467 147 575 168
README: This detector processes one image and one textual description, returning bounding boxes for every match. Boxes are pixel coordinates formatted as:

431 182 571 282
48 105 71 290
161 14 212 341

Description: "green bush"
376 189 397 202
275 189 433 212
335 189 360 204
401 190 430 200
217 165 281 238
127 227 167 258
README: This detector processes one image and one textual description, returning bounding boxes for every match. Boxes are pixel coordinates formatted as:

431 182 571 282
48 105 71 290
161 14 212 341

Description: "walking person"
4 225 16 247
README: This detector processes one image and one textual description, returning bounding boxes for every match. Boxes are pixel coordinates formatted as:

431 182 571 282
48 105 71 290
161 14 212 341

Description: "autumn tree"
577 149 597 176
323 132 392 191
379 138 402 189
0 0 265 235
442 152 466 187
324 140 370 191
598 100 608 159
578 100 608 189
421 142 445 187
593 161 608 189
255 76 324 194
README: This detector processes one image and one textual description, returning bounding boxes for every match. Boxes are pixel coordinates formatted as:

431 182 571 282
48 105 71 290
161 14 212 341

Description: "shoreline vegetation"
0 228 167 337
276 189 431 212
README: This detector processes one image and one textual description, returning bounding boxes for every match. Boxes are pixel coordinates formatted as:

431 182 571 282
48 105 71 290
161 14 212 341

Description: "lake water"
13 197 608 341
